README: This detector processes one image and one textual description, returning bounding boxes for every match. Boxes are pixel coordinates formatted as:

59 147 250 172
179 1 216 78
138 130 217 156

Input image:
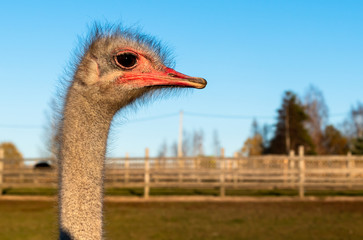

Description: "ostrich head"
58 25 207 240
70 27 207 113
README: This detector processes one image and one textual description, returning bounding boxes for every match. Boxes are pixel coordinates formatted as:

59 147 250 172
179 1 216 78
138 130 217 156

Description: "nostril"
167 73 178 78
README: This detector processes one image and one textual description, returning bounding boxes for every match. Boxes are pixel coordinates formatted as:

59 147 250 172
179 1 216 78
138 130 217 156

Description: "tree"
268 91 315 154
341 102 363 153
182 130 192 156
303 85 329 154
212 129 221 157
351 103 363 138
40 98 60 166
352 137 363 155
171 130 194 157
0 142 23 169
251 119 259 136
241 119 264 156
241 134 264 156
157 140 168 157
192 129 204 156
343 102 363 139
322 125 349 155
260 123 272 152
170 141 178 157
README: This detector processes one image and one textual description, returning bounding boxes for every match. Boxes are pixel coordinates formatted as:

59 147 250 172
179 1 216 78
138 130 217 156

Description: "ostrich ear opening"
76 58 100 85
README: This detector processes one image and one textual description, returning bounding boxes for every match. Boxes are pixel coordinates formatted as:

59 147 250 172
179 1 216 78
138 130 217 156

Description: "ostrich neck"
59 89 115 240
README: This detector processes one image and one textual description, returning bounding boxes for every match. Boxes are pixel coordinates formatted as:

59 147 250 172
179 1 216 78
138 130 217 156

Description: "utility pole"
178 110 183 157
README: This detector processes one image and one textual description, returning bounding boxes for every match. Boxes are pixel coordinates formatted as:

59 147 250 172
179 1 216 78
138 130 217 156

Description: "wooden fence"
1 147 363 198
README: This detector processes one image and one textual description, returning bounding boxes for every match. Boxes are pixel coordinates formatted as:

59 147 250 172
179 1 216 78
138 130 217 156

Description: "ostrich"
57 25 206 240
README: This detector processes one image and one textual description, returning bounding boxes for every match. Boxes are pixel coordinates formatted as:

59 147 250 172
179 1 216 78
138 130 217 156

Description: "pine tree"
267 91 315 154
352 137 363 155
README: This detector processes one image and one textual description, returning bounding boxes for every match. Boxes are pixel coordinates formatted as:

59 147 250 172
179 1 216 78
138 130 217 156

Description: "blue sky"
1 1 363 158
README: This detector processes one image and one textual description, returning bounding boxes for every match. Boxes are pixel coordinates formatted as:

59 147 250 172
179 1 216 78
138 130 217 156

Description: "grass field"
1 200 363 240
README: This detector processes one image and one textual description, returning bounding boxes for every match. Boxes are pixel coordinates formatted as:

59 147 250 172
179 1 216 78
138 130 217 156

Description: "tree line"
3 85 363 158
157 129 221 158
242 85 363 156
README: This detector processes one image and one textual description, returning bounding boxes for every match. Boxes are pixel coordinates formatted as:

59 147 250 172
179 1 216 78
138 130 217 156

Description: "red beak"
119 67 207 89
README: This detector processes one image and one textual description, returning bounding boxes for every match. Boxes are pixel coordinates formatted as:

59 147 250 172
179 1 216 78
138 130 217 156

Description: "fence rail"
1 147 363 198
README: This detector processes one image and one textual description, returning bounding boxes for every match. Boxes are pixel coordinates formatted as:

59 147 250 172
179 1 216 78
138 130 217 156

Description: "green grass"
4 187 363 197
2 188 57 196
106 187 220 196
1 201 363 240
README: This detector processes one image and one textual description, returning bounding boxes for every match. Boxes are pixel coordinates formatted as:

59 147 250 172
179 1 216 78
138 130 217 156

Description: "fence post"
347 151 354 188
289 150 295 185
233 152 238 186
154 157 159 183
194 156 201 183
0 147 3 196
33 160 39 184
220 148 225 197
178 156 183 183
124 153 129 183
144 148 150 199
298 146 305 198
229 156 234 182
283 156 288 185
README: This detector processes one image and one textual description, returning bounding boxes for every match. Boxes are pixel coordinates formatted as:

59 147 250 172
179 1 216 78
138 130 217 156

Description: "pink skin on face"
114 49 206 89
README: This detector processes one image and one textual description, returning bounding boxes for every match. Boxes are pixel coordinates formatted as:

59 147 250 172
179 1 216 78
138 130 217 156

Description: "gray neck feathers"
58 86 115 240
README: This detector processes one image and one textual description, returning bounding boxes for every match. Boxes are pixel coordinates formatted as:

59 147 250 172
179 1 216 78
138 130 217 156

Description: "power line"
0 113 180 129
0 111 350 129
0 124 42 129
184 111 275 119
185 111 349 119
129 113 179 123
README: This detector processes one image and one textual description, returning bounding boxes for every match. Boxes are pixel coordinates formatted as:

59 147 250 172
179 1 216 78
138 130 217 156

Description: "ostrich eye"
115 52 138 69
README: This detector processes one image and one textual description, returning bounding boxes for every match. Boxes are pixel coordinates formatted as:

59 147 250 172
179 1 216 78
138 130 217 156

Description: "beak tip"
191 78 207 89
